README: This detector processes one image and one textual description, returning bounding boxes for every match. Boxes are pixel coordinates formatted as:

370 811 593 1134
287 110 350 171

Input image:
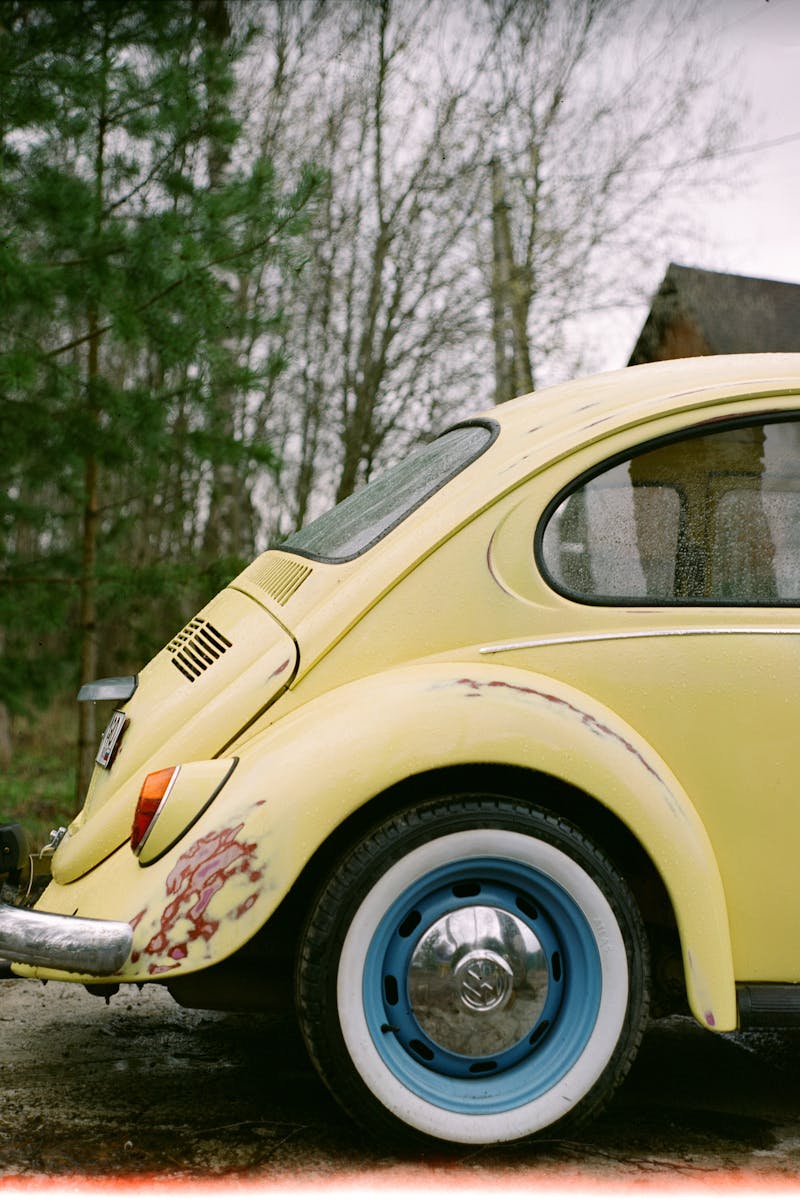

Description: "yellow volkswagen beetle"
3 353 800 1147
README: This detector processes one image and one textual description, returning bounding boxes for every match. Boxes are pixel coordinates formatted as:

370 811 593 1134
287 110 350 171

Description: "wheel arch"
169 761 685 1026
166 661 735 1028
271 762 681 1003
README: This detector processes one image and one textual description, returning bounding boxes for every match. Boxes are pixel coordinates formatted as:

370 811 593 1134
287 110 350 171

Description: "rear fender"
23 662 735 1029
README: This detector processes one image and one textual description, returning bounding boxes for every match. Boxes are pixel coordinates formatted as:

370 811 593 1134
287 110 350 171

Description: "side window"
540 417 800 604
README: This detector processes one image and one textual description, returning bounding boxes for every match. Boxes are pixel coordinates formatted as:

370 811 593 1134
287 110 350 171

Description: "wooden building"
629 263 800 364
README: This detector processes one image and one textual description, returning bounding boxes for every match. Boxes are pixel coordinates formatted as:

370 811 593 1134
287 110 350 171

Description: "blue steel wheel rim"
381 880 565 1078
361 856 603 1115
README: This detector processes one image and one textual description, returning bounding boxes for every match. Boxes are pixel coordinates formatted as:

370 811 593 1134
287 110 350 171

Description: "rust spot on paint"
129 910 146 963
232 893 259 919
130 824 264 971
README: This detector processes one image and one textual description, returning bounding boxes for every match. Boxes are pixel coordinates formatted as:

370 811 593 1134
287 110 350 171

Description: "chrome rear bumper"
0 901 132 976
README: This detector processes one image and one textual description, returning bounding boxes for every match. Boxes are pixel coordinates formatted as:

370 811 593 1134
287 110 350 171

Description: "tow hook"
0 824 66 908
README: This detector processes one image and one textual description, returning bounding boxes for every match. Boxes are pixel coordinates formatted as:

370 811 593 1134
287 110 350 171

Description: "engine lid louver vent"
167 618 232 682
247 555 312 605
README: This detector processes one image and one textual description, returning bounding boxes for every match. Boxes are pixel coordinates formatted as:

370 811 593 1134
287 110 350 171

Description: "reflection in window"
545 472 680 598
541 417 800 604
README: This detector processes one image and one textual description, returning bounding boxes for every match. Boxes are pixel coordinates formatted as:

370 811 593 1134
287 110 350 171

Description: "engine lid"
53 586 297 884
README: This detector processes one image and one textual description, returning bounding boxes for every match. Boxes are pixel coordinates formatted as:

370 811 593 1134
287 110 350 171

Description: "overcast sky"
704 0 800 280
598 0 800 370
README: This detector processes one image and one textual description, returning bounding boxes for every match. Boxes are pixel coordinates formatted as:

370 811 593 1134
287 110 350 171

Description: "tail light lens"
131 766 179 855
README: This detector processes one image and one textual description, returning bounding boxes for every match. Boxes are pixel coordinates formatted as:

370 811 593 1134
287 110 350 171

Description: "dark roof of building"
629 263 800 364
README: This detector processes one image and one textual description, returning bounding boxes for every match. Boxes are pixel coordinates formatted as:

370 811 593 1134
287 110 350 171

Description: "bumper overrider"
0 901 132 976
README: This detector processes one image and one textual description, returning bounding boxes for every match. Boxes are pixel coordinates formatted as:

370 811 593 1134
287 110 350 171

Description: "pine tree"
0 0 320 794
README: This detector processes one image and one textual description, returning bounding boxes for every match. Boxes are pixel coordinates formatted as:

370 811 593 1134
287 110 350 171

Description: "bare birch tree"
237 0 739 532
480 0 741 395
243 0 496 528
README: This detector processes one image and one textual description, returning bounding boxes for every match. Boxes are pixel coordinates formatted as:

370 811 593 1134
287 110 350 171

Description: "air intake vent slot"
247 555 312 605
167 618 232 682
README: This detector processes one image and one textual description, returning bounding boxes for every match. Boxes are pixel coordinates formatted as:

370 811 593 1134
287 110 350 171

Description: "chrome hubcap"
407 904 550 1057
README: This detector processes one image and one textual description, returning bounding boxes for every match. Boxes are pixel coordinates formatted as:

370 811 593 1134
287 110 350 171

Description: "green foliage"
2 700 77 843
0 0 321 754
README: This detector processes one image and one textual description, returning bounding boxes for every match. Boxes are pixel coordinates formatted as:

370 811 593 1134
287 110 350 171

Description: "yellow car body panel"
20 662 734 1029
16 353 800 1049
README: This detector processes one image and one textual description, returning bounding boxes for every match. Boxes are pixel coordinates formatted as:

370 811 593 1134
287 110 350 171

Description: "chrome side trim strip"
479 626 800 655
0 902 132 976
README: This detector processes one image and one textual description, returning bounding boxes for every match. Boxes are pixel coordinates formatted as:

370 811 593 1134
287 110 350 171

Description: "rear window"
281 423 496 562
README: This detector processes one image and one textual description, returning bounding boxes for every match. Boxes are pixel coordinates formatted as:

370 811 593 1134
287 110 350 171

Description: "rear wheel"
296 796 649 1146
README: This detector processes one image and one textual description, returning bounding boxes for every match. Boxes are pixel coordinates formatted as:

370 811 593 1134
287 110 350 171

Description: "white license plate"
96 710 127 769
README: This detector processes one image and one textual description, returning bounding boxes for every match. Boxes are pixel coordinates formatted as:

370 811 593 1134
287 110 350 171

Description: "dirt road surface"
0 976 799 1193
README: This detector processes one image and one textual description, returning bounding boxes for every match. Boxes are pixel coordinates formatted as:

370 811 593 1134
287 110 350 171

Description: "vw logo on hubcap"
454 949 514 1013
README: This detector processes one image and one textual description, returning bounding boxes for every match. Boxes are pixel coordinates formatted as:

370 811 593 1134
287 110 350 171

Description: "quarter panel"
25 663 735 1030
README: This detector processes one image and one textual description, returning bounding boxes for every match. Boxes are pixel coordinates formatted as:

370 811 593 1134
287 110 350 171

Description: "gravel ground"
0 976 799 1192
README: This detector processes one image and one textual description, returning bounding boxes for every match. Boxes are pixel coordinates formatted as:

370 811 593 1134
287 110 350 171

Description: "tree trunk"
76 307 101 802
491 157 514 405
0 630 11 770
491 156 534 403
76 30 109 803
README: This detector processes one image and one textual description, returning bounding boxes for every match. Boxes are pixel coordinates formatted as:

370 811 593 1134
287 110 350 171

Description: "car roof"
477 353 800 487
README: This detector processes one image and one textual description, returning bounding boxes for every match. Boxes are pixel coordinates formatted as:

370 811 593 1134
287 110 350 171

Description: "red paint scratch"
268 658 291 681
453 676 668 791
